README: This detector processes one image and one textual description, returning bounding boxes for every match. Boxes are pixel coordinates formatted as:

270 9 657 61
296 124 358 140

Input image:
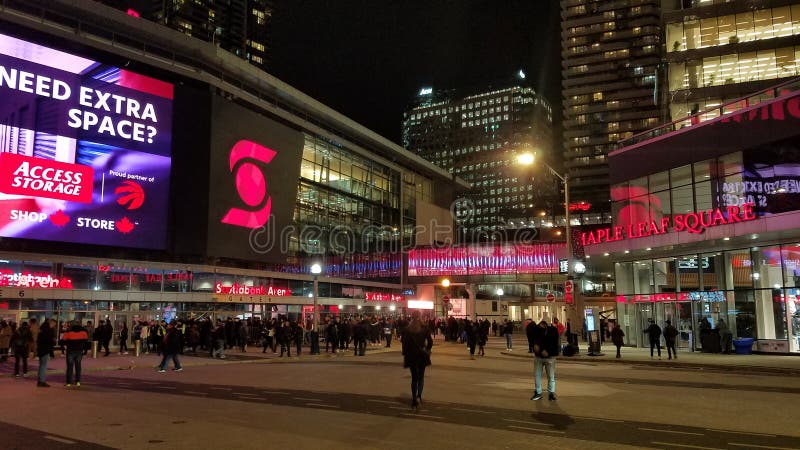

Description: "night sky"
271 0 562 145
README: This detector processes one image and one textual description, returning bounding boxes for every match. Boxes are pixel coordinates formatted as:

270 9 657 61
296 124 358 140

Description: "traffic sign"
442 296 450 304
565 280 574 305
546 293 555 303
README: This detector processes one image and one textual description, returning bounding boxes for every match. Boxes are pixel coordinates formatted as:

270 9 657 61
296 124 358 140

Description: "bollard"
135 340 141 357
92 340 98 359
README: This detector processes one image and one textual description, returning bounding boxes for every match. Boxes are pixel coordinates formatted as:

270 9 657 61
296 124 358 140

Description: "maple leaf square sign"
0 32 173 249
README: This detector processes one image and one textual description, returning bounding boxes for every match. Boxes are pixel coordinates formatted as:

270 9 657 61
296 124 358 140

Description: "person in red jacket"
62 322 89 387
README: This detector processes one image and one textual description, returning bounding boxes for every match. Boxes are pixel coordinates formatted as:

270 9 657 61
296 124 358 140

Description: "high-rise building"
402 82 557 239
97 0 272 71
561 0 663 219
662 0 800 124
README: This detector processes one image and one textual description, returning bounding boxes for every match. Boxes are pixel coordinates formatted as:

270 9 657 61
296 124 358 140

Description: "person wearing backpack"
11 321 33 377
530 319 560 401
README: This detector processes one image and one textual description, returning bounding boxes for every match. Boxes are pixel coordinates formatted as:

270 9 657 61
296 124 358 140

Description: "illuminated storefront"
585 88 800 354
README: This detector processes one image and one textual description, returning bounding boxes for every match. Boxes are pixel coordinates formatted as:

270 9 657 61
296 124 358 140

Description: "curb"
499 350 800 376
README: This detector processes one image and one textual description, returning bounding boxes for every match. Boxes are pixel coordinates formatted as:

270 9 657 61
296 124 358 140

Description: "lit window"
593 92 603 101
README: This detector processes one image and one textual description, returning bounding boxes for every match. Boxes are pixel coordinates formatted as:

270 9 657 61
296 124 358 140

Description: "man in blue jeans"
36 319 56 387
504 320 514 351
62 321 89 387
530 319 560 401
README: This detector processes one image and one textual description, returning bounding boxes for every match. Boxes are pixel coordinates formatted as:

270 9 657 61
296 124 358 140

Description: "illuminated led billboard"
0 32 173 248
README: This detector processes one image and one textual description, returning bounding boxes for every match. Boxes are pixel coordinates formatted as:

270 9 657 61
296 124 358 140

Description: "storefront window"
192 273 215 292
675 255 700 290
133 268 163 292
98 266 130 290
62 263 96 290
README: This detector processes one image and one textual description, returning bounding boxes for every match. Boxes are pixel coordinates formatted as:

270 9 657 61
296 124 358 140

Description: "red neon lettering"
613 226 624 241
727 205 741 222
596 228 607 243
742 202 756 220
659 217 670 233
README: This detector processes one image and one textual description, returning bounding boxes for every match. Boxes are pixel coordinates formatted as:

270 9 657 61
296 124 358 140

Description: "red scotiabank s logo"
221 140 276 229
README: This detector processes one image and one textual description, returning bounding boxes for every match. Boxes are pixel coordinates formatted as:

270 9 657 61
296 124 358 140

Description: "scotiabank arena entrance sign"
580 204 757 246
0 32 173 249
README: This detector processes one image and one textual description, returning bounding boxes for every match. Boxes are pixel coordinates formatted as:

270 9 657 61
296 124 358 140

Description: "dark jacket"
62 325 90 353
162 327 181 354
525 321 537 348
532 323 560 358
646 323 662 341
37 324 55 357
11 326 33 353
663 324 679 342
402 321 433 368
611 326 625 346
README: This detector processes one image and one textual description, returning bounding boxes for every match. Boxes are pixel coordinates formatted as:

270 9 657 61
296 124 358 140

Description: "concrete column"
466 284 476 321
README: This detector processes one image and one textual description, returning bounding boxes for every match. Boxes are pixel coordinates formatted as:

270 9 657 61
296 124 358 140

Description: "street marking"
639 427 704 436
183 391 207 395
153 386 177 390
367 399 397 405
388 406 410 410
729 443 798 450
578 416 624 423
293 397 322 401
507 425 565 434
651 442 723 450
44 436 76 444
232 392 259 396
451 407 495 414
400 413 443 420
261 391 288 395
210 387 232 391
502 418 554 427
306 403 339 409
706 429 776 437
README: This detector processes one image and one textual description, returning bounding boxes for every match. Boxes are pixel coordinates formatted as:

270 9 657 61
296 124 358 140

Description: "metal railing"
616 77 800 149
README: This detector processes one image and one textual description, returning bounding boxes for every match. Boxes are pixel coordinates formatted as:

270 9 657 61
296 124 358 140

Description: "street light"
517 152 572 278
496 288 504 296
441 278 451 288
518 151 576 328
310 263 322 350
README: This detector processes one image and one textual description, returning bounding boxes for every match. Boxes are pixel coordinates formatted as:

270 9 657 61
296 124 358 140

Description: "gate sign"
565 280 574 305
442 295 450 304
546 293 555 303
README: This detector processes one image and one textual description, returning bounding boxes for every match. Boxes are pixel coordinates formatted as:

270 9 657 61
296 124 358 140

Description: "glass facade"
666 6 800 53
615 243 800 353
611 137 800 227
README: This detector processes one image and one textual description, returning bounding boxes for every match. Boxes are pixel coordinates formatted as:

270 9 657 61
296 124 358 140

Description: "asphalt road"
2 338 798 450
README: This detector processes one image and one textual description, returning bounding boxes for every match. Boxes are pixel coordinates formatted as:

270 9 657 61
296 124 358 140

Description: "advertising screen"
0 32 173 249
207 96 303 263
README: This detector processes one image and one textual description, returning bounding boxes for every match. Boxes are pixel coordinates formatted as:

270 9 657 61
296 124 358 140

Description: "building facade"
402 84 558 239
561 0 663 219
0 2 462 331
97 0 273 71
663 0 800 125
583 81 800 354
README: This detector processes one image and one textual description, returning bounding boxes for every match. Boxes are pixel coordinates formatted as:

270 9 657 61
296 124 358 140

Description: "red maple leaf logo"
49 210 70 227
115 180 145 210
116 217 135 234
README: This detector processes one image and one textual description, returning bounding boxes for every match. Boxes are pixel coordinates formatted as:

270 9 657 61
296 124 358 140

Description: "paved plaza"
2 336 799 450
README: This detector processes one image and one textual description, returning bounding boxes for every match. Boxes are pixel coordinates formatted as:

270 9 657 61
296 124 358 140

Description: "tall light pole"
310 263 322 332
517 152 576 326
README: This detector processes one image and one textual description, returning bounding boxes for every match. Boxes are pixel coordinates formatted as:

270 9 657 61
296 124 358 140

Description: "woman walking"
611 323 625 358
402 311 433 410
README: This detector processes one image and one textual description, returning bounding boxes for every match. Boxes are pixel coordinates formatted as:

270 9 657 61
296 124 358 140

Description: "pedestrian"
611 323 625 358
0 320 11 361
28 318 39 359
293 321 303 356
62 321 89 387
465 320 477 359
530 319 560 401
526 319 536 353
402 311 433 410
238 320 248 352
504 320 514 351
119 322 129 355
211 319 226 359
645 318 662 360
553 317 566 337
279 320 293 357
11 321 33 377
383 319 394 348
353 319 367 356
477 320 488 357
36 320 55 387
717 319 733 354
325 318 338 354
491 320 498 337
102 320 113 356
158 321 183 372
663 320 678 360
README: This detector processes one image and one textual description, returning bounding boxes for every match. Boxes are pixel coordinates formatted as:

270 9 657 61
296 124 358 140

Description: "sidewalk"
500 338 800 375
0 343 397 378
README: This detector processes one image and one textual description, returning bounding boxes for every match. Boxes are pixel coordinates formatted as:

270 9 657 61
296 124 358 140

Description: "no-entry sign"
546 293 555 303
